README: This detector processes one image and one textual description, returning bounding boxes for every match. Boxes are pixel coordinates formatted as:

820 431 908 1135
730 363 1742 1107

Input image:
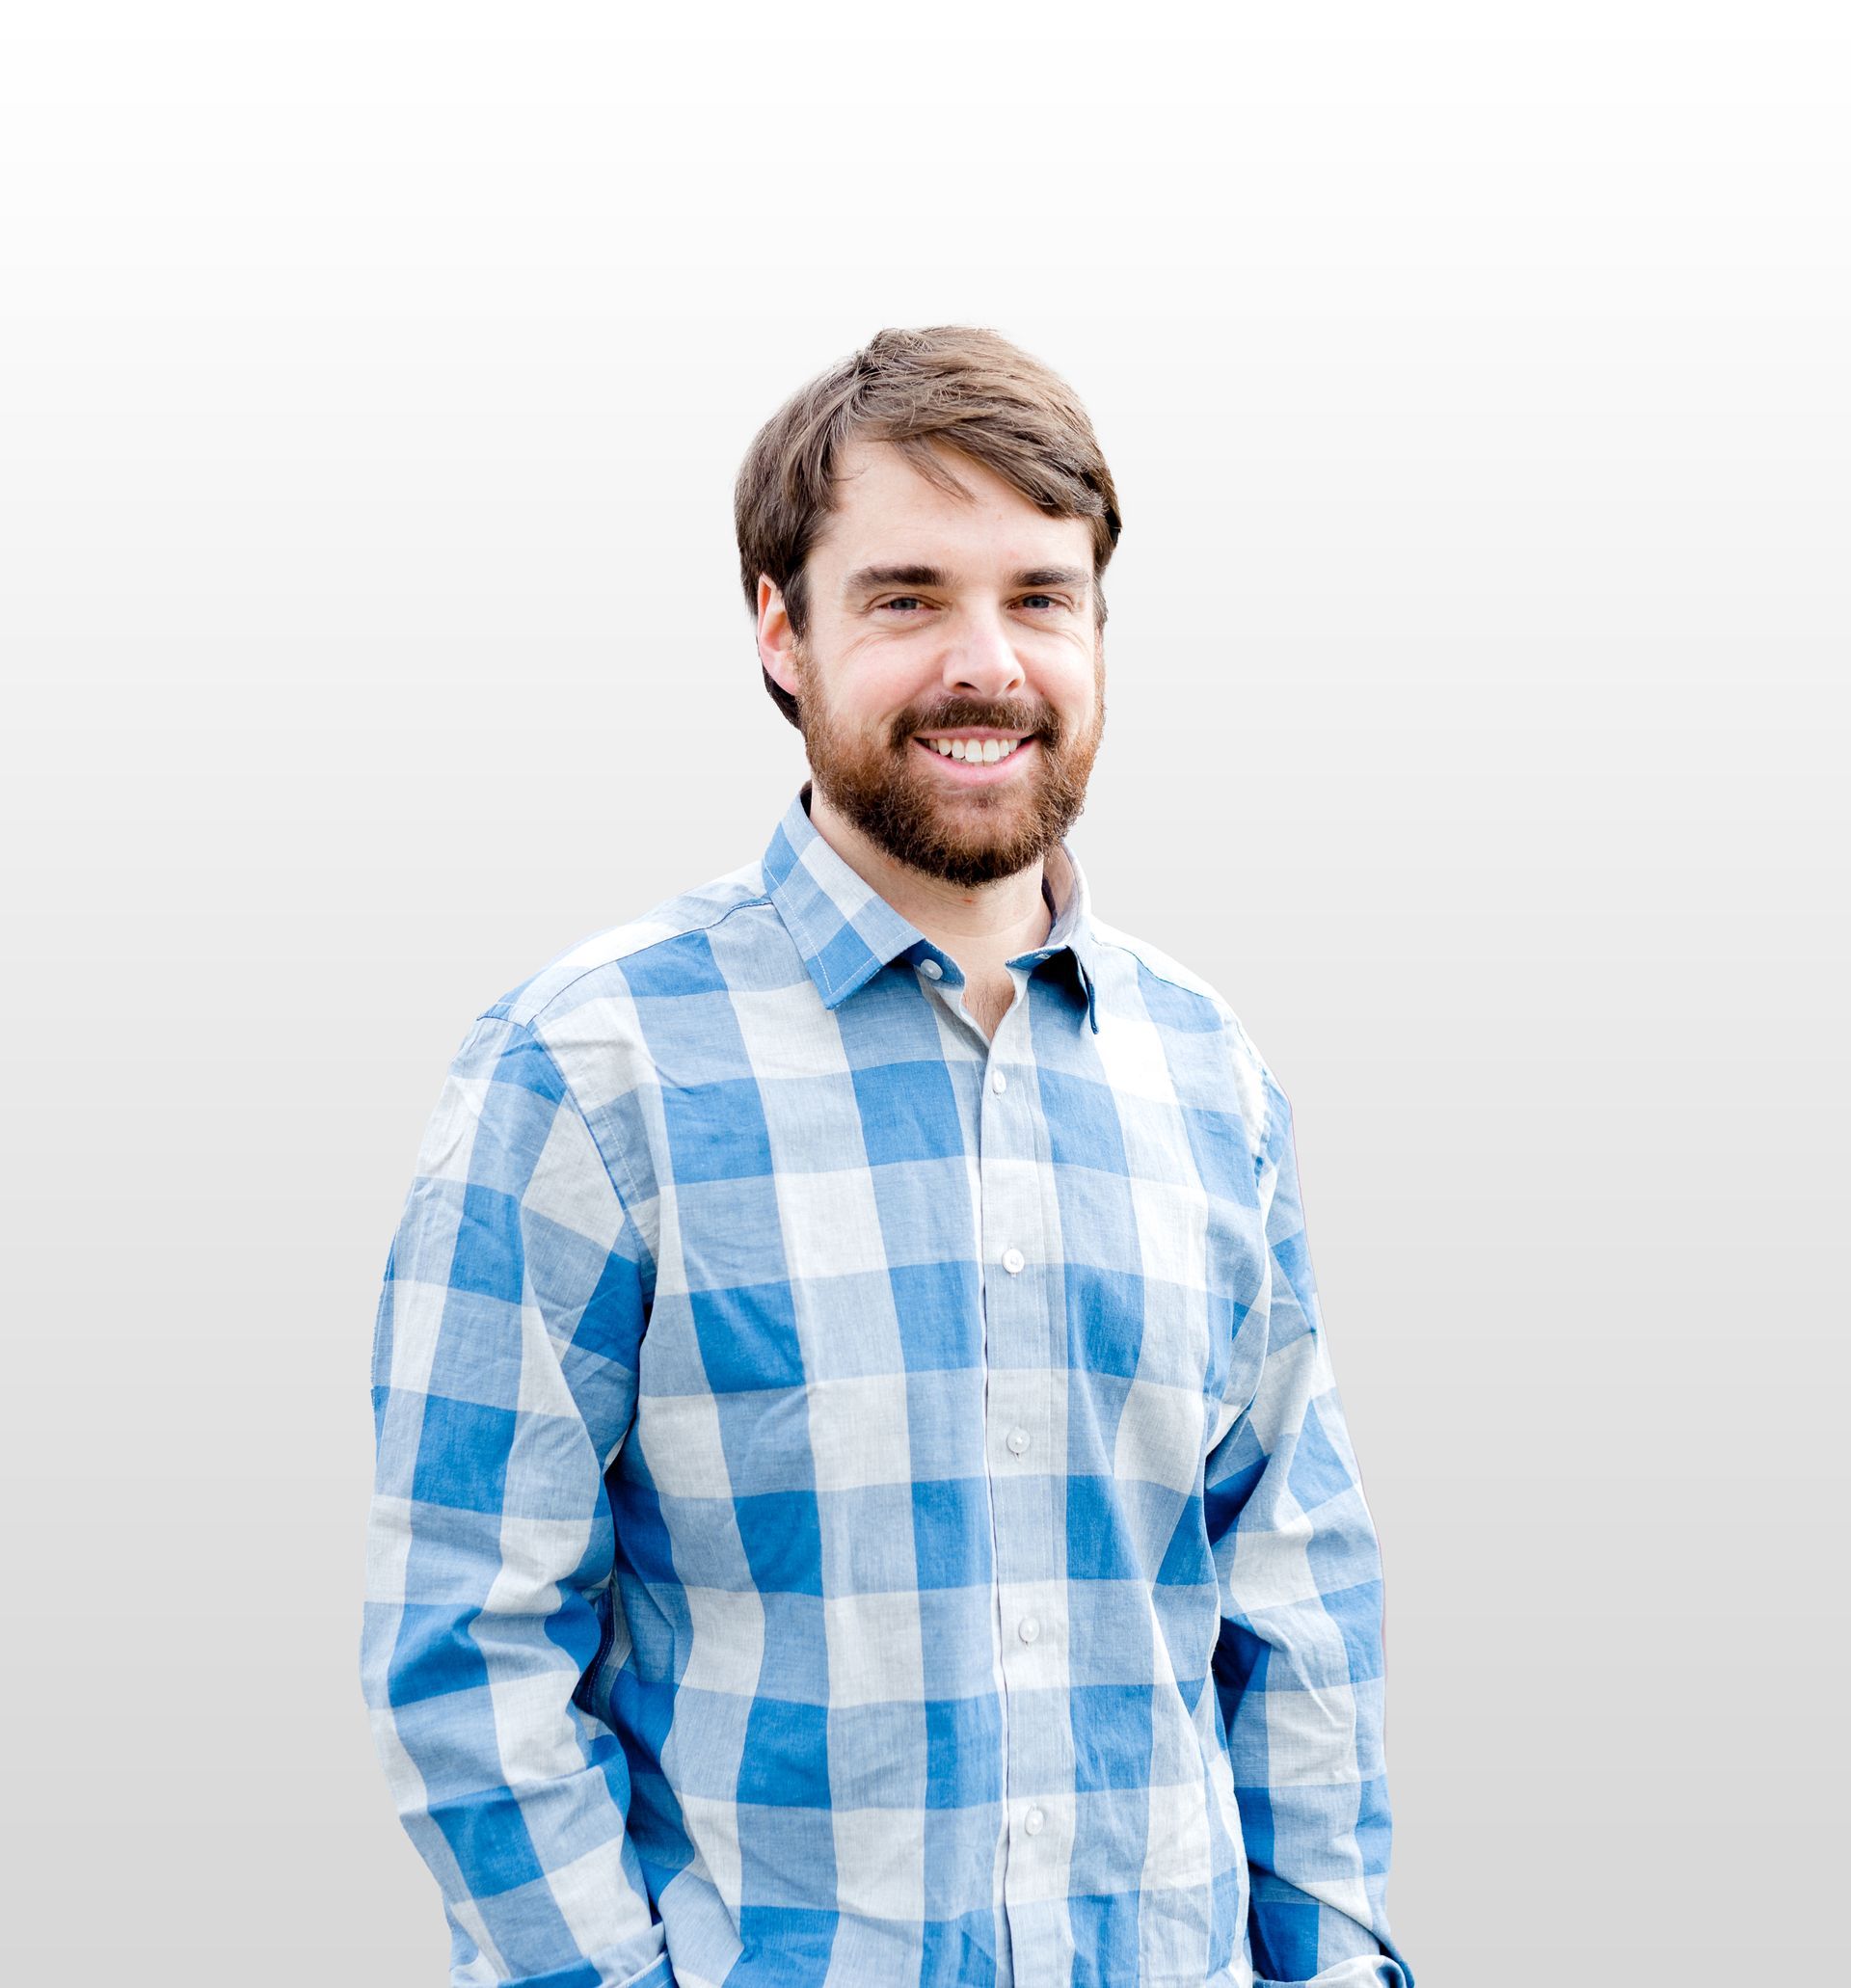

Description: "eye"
876 596 926 614
1019 594 1065 611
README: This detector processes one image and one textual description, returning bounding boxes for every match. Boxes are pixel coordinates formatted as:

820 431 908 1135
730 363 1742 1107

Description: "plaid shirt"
362 786 1412 1988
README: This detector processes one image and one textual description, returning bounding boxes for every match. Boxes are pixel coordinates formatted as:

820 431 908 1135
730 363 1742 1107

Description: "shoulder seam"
1088 921 1275 1160
1087 927 1222 1007
1221 1008 1277 1160
495 1011 660 1280
505 892 777 1032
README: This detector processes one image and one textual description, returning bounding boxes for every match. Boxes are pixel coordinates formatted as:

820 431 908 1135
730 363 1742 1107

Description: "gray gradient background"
3 6 1845 1982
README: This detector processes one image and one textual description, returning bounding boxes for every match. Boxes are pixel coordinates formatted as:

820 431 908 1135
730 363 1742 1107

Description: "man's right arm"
362 1010 673 1988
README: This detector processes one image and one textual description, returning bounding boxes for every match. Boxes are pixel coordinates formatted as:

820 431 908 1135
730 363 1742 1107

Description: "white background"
3 4 1846 1981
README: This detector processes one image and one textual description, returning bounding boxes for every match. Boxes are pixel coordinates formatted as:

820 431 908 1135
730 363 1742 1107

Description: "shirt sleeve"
1202 1061 1414 1988
361 1010 675 1988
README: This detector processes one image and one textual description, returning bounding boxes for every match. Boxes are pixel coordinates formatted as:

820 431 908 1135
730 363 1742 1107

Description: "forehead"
811 437 1093 576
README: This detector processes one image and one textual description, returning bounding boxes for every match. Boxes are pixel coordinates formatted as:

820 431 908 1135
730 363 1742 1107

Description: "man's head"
735 327 1122 889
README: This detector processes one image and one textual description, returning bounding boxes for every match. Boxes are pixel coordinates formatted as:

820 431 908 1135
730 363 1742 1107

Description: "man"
362 326 1413 1988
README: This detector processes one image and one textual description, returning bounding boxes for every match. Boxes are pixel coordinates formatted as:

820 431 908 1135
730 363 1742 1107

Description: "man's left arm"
1204 1058 1415 1988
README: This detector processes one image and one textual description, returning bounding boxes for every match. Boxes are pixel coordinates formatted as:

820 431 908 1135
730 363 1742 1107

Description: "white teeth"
926 737 1022 763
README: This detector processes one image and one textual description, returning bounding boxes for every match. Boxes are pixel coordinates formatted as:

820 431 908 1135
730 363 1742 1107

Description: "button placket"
977 994 1065 1969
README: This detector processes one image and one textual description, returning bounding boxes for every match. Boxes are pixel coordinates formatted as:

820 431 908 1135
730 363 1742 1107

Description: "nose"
942 604 1026 701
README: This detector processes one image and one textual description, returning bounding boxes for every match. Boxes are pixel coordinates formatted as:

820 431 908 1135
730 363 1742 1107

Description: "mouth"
911 731 1037 782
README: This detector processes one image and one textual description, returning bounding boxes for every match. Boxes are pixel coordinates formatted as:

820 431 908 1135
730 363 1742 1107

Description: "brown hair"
735 326 1123 729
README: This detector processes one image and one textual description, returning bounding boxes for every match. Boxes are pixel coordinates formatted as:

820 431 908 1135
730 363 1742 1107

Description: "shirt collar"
761 783 1101 1033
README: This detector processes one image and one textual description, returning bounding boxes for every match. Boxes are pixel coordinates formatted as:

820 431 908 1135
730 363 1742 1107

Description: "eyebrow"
842 562 1091 600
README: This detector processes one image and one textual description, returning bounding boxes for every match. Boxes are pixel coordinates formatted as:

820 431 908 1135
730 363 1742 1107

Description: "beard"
795 652 1107 890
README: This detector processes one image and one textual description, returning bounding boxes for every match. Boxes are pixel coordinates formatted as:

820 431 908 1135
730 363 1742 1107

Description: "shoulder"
474 857 777 1037
1085 914 1280 1153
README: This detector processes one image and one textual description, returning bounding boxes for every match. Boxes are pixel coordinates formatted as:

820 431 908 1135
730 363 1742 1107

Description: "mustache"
887 698 1060 749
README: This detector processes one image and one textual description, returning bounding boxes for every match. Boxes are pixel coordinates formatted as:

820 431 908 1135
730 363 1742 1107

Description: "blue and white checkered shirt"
362 786 1412 1988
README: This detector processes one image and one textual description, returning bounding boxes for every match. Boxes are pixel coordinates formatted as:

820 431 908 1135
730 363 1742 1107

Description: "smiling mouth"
913 734 1033 766
914 731 1041 775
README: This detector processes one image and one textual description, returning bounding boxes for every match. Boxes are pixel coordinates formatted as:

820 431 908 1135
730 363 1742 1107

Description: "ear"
757 575 801 699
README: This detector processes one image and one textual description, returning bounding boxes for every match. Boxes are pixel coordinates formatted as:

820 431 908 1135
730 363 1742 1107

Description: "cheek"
1045 659 1101 732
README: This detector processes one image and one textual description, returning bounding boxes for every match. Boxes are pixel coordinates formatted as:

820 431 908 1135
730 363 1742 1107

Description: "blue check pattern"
362 787 1412 1988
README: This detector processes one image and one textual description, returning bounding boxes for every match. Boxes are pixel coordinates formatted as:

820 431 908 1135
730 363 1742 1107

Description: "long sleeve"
1203 1065 1413 1988
362 1011 674 1988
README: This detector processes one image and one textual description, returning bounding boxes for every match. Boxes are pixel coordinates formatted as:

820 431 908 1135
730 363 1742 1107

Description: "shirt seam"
516 893 778 1034
504 1013 659 1284
1086 933 1276 1156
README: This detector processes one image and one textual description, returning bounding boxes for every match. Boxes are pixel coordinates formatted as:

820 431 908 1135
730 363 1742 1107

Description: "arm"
362 1011 674 1988
1204 1062 1414 1988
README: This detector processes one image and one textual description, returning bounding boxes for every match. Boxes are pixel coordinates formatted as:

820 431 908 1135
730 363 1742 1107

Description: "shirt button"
1006 1426 1030 1455
1002 1248 1025 1275
990 1069 1008 1093
1024 1808 1045 1837
1018 1617 1040 1644
920 958 943 981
